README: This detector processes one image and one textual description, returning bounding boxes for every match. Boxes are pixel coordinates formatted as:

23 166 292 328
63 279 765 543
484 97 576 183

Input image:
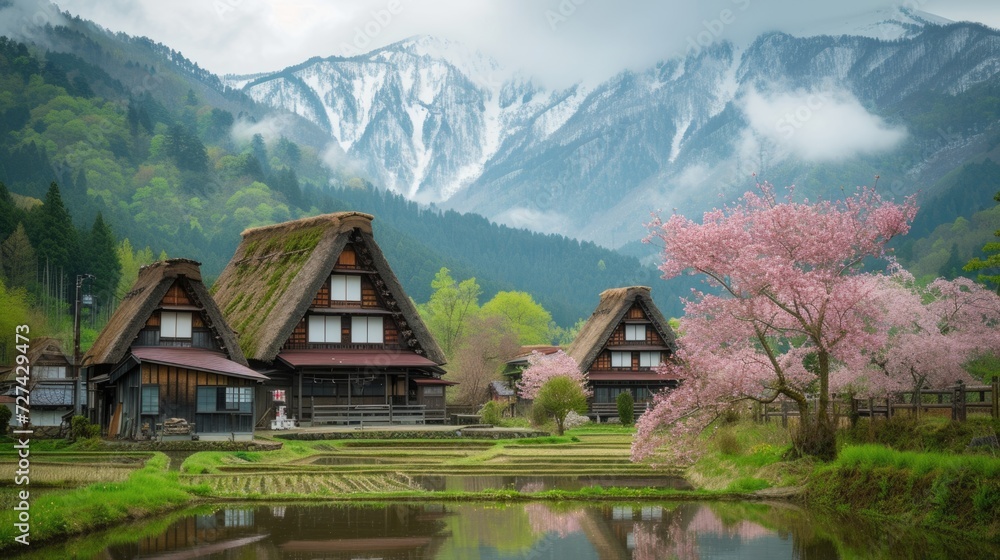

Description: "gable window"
161 311 192 339
611 351 631 368
351 316 384 343
639 352 662 368
34 366 67 379
625 324 646 341
331 275 362 301
308 315 342 343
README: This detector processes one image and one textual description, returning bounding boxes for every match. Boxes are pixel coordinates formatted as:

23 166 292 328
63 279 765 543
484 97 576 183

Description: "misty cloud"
741 87 907 162
494 207 570 235
50 0 1000 87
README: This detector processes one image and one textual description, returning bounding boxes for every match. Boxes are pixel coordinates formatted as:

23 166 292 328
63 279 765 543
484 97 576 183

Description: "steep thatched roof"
85 259 248 367
567 286 677 372
211 212 446 365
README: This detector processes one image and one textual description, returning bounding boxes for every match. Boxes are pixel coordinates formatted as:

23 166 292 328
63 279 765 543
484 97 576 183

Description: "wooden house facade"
0 337 75 432
211 212 450 426
84 259 266 440
567 286 679 420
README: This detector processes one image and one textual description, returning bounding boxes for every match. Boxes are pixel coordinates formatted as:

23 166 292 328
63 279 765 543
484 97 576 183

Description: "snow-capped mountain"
227 8 1000 245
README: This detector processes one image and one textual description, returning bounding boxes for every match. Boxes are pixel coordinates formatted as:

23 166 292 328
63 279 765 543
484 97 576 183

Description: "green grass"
809 444 1000 540
0 453 204 552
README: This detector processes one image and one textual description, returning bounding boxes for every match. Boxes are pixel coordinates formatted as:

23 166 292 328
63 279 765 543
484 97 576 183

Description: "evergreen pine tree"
84 212 122 305
29 182 78 274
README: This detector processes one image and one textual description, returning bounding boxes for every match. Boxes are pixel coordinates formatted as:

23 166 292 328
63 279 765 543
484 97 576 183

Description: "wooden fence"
758 378 1000 427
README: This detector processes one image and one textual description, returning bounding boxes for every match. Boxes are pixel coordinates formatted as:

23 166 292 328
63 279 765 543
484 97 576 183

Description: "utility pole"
74 274 94 416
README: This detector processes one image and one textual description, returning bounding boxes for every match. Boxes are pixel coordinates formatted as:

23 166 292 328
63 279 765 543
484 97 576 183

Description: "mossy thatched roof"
211 212 445 365
85 259 249 367
567 286 677 372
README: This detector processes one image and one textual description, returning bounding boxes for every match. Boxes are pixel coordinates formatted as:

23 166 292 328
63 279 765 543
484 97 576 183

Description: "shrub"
529 403 550 428
616 391 634 426
69 415 101 442
715 428 742 456
479 400 505 426
0 405 11 435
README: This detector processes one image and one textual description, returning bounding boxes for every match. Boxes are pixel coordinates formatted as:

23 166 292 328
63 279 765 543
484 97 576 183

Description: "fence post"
952 380 966 422
992 377 999 420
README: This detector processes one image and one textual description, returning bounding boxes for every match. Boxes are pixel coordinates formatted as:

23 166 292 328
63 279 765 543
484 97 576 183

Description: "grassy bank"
808 444 1000 539
0 453 206 552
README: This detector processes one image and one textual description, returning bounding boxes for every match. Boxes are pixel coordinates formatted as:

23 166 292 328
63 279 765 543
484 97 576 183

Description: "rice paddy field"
181 427 686 499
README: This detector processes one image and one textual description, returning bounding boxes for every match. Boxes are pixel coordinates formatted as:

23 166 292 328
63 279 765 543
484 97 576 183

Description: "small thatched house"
0 337 75 431
567 286 678 420
84 259 267 441
211 212 449 425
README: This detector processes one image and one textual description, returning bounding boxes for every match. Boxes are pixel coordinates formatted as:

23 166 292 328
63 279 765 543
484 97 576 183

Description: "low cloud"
229 115 297 145
494 207 570 235
741 87 907 162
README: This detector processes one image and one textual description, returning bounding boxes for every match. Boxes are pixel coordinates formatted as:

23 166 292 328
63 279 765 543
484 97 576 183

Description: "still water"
21 501 999 559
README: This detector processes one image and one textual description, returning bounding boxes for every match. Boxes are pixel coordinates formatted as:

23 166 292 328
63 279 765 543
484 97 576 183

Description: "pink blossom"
635 183 920 462
516 350 591 400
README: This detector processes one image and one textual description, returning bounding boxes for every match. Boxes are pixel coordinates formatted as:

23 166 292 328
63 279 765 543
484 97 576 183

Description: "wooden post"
992 377 999 420
952 381 966 422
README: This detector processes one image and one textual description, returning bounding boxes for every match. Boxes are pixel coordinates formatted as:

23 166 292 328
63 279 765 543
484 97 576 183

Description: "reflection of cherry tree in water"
525 503 585 538
631 505 772 560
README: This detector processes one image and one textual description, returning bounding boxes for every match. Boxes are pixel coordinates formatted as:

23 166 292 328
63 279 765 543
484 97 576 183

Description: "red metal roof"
130 347 268 381
413 377 458 386
277 350 440 369
587 371 678 382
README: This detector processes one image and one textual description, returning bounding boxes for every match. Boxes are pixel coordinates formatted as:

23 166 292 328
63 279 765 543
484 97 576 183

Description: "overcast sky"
47 0 1000 86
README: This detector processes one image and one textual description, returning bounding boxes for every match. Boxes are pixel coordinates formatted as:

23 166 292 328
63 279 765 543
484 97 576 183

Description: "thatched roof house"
211 212 449 425
567 286 678 419
212 212 444 365
85 259 265 440
87 259 249 368
1 337 76 428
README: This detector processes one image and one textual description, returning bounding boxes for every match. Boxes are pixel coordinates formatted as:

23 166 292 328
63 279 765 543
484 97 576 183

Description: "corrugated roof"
489 380 515 396
131 347 268 381
277 350 441 369
587 371 679 382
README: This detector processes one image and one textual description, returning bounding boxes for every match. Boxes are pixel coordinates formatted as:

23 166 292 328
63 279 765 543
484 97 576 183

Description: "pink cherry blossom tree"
849 275 1000 409
635 183 917 462
516 350 590 400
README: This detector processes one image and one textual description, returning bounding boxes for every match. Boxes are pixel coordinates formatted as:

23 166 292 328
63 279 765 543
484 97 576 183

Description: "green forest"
0 29 676 357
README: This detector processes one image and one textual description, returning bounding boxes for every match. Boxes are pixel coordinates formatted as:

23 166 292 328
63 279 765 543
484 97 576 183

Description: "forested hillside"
0 25 677 341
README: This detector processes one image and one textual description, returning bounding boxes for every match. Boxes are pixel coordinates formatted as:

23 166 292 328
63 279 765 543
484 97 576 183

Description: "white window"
351 316 384 343
331 275 362 301
639 352 662 368
308 315 342 343
161 311 192 338
611 351 630 368
34 366 67 379
625 324 646 341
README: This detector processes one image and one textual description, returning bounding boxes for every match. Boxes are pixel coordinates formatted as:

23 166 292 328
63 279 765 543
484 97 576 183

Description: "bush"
0 405 11 435
69 415 100 442
529 403 550 428
479 400 505 426
715 428 742 455
616 391 634 426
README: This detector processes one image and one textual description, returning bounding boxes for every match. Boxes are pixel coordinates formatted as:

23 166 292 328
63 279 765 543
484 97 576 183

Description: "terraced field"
181 429 686 498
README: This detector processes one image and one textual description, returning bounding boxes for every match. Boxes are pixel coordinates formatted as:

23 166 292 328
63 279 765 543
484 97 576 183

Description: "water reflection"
413 474 693 492
23 501 1000 559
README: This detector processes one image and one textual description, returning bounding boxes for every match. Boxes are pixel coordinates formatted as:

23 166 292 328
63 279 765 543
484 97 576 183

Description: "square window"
308 315 342 343
161 311 192 339
639 352 661 368
351 316 384 343
611 352 630 368
331 275 362 301
625 324 646 341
